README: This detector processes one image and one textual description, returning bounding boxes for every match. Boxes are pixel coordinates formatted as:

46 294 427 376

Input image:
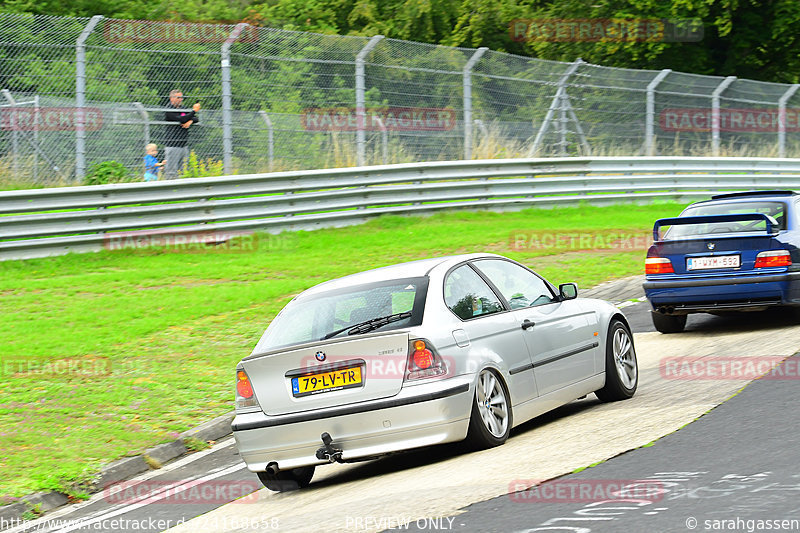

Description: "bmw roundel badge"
315 351 326 362
707 242 716 250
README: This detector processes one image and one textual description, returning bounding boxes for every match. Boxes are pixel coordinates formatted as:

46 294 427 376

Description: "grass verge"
0 202 686 499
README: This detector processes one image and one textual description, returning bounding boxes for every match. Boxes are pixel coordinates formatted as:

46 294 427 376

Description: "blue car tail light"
645 257 674 275
754 250 792 268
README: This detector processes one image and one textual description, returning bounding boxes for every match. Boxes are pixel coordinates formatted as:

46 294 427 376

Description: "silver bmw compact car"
232 253 637 491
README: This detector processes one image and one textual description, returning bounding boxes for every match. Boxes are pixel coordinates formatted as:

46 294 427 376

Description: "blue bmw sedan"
643 190 800 333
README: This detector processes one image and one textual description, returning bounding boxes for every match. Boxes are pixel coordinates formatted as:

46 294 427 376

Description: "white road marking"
48 463 246 533
5 438 240 533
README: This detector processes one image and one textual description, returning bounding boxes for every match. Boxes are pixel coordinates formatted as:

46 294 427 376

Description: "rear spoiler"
653 213 779 242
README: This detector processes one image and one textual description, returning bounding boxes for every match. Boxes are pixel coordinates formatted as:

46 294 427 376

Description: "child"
144 143 165 181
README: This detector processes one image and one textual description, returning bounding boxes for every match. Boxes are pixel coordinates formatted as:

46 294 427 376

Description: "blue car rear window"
669 201 787 238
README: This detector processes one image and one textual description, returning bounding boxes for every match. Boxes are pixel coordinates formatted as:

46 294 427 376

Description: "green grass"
572 459 606 474
0 202 686 499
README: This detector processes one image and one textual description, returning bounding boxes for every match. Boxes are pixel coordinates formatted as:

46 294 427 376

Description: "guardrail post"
778 84 800 158
75 15 103 182
222 23 249 175
529 59 584 157
711 76 736 156
463 47 488 160
258 111 274 172
645 69 671 156
355 35 384 167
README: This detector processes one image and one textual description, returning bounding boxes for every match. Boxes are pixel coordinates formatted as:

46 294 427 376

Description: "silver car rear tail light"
235 367 259 410
404 339 447 381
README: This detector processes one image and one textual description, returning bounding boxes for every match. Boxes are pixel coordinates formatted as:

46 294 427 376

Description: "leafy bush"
84 161 132 185
180 151 224 179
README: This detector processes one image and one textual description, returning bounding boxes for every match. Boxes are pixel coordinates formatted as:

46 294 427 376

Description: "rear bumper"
232 377 472 472
643 271 800 312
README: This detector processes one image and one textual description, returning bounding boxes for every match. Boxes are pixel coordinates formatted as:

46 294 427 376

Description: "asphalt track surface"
402 352 800 533
6 301 800 533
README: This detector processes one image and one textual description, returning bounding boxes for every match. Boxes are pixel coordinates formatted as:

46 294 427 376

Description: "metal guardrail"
2 156 800 261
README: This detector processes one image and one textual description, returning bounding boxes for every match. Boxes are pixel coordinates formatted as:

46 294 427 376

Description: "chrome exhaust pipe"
266 462 279 476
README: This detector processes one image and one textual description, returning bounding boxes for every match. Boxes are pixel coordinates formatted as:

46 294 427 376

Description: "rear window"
254 277 428 352
667 201 787 238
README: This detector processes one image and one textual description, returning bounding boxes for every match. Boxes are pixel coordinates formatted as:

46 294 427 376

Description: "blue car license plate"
687 255 740 270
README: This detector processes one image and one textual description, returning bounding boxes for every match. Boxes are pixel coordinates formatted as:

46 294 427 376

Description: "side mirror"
559 283 578 301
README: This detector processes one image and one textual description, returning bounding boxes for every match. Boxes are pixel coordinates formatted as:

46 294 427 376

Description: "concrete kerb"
0 275 647 530
581 274 645 304
0 502 29 525
0 412 234 531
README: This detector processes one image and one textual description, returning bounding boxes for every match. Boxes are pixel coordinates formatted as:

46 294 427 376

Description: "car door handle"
521 319 535 330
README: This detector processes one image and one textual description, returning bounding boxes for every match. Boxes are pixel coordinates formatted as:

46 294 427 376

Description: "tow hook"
315 432 343 463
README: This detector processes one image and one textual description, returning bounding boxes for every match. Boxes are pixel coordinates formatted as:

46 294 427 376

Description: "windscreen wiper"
321 311 412 340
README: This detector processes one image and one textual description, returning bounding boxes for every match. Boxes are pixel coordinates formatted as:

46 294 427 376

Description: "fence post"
221 23 249 175
33 95 39 182
778 84 800 158
529 58 584 156
645 69 671 156
258 111 274 172
711 76 736 156
566 104 591 155
10 100 18 181
2 89 64 180
463 47 488 160
75 15 103 182
355 35 384 167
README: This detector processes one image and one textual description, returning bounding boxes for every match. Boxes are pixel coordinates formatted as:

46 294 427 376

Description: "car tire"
651 311 687 333
596 320 638 402
257 466 315 492
465 368 512 449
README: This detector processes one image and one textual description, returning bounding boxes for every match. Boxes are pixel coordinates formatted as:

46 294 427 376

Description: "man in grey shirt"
163 89 201 179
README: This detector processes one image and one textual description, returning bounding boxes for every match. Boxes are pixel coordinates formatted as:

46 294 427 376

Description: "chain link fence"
2 13 800 186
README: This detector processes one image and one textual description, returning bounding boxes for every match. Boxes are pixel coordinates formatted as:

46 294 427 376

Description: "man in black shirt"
163 89 201 180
